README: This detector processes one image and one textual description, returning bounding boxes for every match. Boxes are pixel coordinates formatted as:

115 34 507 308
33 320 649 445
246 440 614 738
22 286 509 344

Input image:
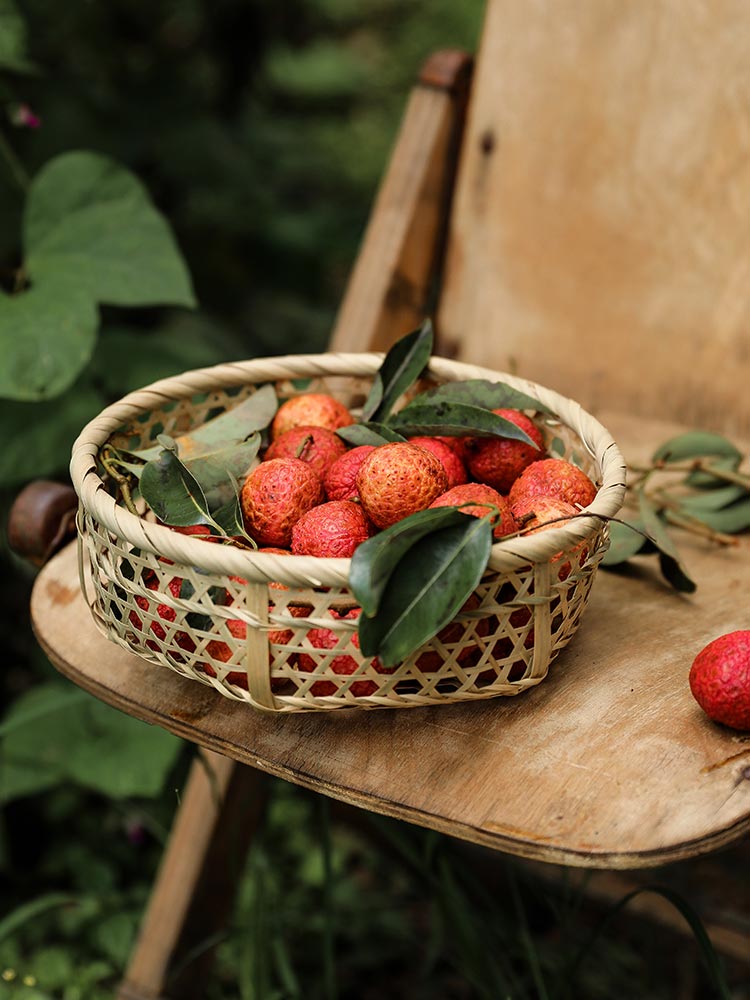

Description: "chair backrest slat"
438 0 750 434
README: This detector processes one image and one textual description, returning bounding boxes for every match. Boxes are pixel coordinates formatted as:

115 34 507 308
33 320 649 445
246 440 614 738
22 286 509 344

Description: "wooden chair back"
339 1 750 436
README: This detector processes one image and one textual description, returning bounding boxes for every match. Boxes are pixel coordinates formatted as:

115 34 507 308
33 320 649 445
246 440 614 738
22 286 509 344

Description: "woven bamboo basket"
70 353 627 713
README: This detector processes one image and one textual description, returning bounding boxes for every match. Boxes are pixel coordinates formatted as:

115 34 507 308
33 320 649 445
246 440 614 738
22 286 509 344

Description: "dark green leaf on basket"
350 506 470 618
337 422 407 446
210 472 256 545
357 516 493 667
361 319 433 423
600 518 650 566
388 401 540 446
652 431 742 465
411 378 553 415
638 489 696 593
685 455 744 489
140 440 213 527
133 384 278 462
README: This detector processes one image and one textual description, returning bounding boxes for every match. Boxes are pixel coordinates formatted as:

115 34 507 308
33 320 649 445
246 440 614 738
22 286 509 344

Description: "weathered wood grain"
439 0 750 435
32 413 750 870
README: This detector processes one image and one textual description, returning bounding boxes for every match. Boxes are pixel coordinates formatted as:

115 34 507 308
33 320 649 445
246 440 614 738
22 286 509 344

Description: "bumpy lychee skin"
465 409 545 493
297 608 394 696
408 436 468 490
520 497 580 533
271 393 354 440
689 631 750 730
324 445 376 501
264 425 348 479
291 500 372 558
519 497 587 581
509 458 598 519
240 458 324 547
356 442 449 529
429 483 518 540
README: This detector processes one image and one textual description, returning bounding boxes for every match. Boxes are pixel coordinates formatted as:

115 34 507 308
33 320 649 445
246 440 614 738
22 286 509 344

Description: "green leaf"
0 274 98 401
388 401 540 446
0 684 183 801
0 0 35 72
184 435 261 508
638 490 696 593
676 483 748 513
0 376 105 486
361 319 433 422
411 378 553 415
25 151 195 308
336 422 406 446
0 894 80 945
350 507 469 618
139 442 213 527
357 516 493 666
600 519 649 566
652 431 742 465
134 385 278 462
686 456 743 489
686 499 750 534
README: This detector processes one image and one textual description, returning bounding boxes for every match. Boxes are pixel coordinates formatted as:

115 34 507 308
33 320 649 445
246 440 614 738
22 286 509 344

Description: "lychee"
689 631 750 730
264 425 348 479
518 496 585 580
509 458 598 519
291 500 372 558
356 442 448 530
128 572 196 660
271 392 354 440
429 483 518 540
240 457 324 547
323 445 376 501
465 409 545 494
297 608 394 696
408 436 468 490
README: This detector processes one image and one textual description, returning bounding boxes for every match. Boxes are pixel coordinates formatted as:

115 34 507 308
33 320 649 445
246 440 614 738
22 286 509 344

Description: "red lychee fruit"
518 497 587 581
413 594 489 673
297 608 394 696
509 458 598 519
128 572 196 660
434 435 471 461
689 631 750 730
464 409 545 494
356 442 448 529
240 457 324 548
264 425 348 480
323 445 376 501
291 500 372 558
429 482 518 540
202 606 310 692
271 393 354 440
408 436 468 490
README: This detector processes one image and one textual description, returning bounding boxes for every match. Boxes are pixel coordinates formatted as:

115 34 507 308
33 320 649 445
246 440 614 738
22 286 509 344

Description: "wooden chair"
19 3 750 996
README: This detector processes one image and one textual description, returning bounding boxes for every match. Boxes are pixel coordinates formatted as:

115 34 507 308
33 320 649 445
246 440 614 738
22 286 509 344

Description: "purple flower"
10 103 41 129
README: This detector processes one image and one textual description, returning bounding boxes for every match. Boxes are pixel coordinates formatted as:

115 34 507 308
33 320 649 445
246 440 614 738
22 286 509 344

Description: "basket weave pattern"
71 354 626 713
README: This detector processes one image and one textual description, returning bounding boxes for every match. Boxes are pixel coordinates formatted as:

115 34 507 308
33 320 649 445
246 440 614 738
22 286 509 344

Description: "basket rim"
70 351 627 584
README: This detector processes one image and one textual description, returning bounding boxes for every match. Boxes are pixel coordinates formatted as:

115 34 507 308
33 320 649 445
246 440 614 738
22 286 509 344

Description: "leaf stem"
630 459 750 488
0 129 30 193
100 450 139 516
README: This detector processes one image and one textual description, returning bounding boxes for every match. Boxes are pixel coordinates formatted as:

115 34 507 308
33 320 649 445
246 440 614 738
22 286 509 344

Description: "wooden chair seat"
31 411 750 871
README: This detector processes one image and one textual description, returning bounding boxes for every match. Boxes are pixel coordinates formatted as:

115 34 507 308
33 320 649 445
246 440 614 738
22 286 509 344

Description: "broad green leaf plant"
0 0 195 405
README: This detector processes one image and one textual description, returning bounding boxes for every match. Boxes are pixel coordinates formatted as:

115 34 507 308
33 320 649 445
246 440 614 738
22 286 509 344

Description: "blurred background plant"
0 2 745 997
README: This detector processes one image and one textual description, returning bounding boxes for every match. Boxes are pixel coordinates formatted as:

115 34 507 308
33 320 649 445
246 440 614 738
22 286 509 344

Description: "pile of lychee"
132 388 599 699
240 391 598 556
